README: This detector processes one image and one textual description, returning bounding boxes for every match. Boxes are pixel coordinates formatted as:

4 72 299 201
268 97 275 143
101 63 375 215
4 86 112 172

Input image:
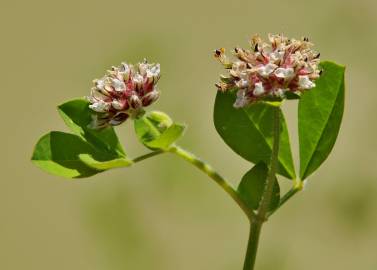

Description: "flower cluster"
88 59 160 129
214 34 321 108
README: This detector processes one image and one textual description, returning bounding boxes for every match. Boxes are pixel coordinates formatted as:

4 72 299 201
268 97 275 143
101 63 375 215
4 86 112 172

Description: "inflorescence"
88 59 160 129
214 34 321 108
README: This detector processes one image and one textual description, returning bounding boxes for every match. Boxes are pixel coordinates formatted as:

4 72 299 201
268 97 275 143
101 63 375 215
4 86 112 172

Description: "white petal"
111 100 124 110
232 61 247 72
253 82 265 96
234 89 248 108
133 74 144 85
269 50 284 62
111 78 126 92
236 79 249 88
95 79 105 90
89 100 110 113
257 63 277 77
298 75 316 89
274 67 294 79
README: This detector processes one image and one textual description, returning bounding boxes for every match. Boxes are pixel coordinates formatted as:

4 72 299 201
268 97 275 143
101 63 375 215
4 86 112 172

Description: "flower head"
88 59 160 129
214 34 321 108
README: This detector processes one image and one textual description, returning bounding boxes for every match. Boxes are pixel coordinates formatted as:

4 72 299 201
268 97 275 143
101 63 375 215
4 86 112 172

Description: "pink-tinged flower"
214 34 321 108
88 59 160 129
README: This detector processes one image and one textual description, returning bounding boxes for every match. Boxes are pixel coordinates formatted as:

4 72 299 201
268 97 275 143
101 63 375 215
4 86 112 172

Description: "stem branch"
169 145 255 220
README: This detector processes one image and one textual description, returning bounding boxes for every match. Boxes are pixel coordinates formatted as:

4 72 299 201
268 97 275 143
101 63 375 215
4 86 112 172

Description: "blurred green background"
1 0 377 269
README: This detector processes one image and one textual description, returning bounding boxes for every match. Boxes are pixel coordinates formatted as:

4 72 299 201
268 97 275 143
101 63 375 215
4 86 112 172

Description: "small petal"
94 79 106 90
89 100 110 113
142 90 160 106
257 63 277 77
129 94 142 109
253 82 265 96
234 89 248 108
269 50 285 62
132 74 144 86
236 79 249 88
298 75 316 89
274 67 295 79
111 99 125 110
111 78 126 92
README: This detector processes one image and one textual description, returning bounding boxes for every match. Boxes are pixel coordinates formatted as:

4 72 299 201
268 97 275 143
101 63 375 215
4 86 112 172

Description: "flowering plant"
31 34 345 269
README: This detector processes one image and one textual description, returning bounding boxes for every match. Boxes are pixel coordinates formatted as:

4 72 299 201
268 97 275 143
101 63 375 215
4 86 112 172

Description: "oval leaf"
298 61 345 180
214 92 295 179
237 162 280 211
134 111 186 151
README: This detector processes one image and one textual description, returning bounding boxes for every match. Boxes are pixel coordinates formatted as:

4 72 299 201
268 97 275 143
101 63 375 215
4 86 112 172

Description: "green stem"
133 150 164 163
243 221 262 270
243 106 281 270
169 145 255 220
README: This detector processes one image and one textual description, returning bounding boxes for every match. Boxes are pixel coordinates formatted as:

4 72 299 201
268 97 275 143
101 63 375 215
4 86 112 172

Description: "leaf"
214 92 296 179
134 111 186 151
237 162 280 211
58 99 126 157
32 132 132 178
31 132 102 178
298 61 345 180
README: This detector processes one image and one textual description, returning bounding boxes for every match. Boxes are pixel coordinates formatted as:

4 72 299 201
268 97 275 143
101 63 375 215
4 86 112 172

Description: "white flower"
95 79 105 90
299 75 316 89
138 62 148 75
234 89 248 108
257 63 277 77
120 63 131 80
253 82 265 96
274 67 295 79
236 79 249 88
269 50 285 62
89 100 110 113
146 64 160 77
132 73 144 85
111 78 126 92
232 61 247 72
111 100 124 110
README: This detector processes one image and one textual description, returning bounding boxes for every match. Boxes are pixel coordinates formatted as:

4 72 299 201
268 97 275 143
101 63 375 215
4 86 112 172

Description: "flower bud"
141 90 160 106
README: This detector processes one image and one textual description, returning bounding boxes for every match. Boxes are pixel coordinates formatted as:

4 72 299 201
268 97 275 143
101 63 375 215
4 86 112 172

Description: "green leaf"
298 61 345 180
31 132 102 178
134 111 186 151
237 162 280 211
214 92 296 179
58 99 126 157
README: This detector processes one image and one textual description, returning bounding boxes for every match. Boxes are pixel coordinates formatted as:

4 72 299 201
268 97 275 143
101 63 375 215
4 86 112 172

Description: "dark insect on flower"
214 34 322 108
87 59 160 129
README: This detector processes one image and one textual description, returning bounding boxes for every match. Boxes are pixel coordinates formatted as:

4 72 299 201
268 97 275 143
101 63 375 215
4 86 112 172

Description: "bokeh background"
1 0 377 269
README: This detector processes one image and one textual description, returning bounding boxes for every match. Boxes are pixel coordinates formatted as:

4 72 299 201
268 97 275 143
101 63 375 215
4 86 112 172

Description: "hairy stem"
169 145 255 220
243 106 281 270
